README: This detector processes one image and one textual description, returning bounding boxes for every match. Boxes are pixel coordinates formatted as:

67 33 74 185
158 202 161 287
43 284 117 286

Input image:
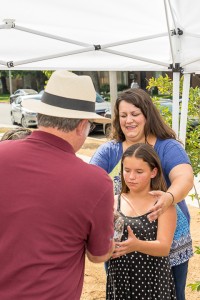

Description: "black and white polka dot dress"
106 197 176 300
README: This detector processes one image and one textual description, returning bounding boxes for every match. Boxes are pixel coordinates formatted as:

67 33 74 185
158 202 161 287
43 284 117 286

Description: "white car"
10 89 38 104
93 93 111 132
10 94 42 128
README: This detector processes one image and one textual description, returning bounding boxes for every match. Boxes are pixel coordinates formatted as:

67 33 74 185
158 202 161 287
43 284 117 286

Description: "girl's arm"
112 205 176 258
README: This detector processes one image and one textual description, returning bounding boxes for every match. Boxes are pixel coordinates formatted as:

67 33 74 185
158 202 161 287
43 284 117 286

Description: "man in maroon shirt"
0 71 115 300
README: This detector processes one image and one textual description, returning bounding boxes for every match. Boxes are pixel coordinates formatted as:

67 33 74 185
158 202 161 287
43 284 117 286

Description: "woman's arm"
112 205 176 258
90 142 111 172
147 163 193 222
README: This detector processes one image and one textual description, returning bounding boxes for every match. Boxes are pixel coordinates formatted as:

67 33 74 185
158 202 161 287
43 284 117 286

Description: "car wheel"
105 124 111 138
21 116 29 128
11 114 17 125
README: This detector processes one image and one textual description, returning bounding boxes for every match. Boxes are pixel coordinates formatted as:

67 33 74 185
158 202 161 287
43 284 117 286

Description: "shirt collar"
27 130 75 154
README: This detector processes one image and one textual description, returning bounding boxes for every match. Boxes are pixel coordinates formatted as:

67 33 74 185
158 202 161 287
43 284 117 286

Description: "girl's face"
123 156 157 193
118 100 146 143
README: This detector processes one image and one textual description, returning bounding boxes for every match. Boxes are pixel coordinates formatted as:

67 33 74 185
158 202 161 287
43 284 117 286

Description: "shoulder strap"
117 194 121 211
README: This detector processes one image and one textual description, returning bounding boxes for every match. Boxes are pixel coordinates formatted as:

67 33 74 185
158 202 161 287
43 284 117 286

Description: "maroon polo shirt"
0 131 114 300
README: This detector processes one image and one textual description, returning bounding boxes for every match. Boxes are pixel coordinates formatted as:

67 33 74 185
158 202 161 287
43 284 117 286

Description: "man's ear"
76 119 88 136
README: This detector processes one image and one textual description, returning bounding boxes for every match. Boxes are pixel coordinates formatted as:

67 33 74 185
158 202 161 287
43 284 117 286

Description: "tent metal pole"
163 0 175 65
172 72 180 135
14 25 90 47
15 23 167 48
181 57 200 68
102 33 167 48
179 73 190 147
167 0 182 136
8 70 12 94
168 0 178 31
103 49 169 67
11 47 95 67
10 48 170 68
109 72 118 118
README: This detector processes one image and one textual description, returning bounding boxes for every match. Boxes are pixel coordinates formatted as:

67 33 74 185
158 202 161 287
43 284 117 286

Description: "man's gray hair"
37 113 82 132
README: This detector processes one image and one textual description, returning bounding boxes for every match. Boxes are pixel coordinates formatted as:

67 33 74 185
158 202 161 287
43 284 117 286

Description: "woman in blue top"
90 88 194 300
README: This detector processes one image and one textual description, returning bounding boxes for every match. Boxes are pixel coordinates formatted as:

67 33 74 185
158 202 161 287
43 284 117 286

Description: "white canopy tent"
1 0 200 145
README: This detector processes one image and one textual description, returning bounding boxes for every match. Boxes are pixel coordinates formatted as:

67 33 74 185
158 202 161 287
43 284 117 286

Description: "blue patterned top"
90 139 193 266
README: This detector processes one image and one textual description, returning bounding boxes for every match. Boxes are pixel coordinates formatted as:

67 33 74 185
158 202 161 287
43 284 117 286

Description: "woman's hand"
147 190 174 222
112 226 138 259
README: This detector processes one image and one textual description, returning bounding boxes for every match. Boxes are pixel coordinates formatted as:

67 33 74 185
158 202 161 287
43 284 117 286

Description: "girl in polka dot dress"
107 143 177 299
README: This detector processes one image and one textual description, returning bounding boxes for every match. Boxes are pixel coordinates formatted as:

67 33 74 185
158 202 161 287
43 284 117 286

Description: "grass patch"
0 127 16 134
0 94 10 103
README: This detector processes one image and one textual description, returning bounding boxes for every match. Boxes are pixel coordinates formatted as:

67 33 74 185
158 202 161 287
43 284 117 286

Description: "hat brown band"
42 92 95 112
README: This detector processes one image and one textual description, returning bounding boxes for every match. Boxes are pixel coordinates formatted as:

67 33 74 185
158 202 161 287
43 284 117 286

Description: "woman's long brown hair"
112 88 177 142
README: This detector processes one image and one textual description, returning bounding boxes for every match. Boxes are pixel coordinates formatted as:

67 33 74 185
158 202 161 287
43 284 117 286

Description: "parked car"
10 91 110 130
93 93 110 132
103 110 112 137
10 89 38 104
10 94 42 127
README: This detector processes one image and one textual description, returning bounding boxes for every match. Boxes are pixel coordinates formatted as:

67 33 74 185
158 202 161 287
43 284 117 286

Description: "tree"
43 70 101 93
10 71 48 92
0 71 9 94
74 71 100 92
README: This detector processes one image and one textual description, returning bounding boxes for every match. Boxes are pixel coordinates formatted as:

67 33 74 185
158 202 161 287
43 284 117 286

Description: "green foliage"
117 84 129 91
195 246 200 255
147 74 200 176
187 246 200 292
151 96 172 127
43 71 53 80
188 281 200 292
100 84 110 94
100 83 129 94
147 74 184 96
188 245 200 292
42 71 53 87
147 74 173 96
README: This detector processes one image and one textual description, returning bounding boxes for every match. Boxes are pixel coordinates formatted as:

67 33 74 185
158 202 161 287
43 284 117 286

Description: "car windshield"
22 95 42 100
23 89 38 94
96 93 105 103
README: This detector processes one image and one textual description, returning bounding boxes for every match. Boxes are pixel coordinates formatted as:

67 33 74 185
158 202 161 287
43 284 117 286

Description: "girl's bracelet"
166 191 175 205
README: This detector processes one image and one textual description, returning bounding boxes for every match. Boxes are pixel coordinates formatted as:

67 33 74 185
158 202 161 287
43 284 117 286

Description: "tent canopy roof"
1 0 200 72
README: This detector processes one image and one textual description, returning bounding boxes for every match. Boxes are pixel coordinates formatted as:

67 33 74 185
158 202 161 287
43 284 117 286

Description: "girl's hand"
147 190 174 222
112 226 138 259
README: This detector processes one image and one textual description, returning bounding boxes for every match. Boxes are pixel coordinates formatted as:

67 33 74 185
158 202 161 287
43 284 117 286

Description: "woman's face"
118 100 146 143
123 156 157 193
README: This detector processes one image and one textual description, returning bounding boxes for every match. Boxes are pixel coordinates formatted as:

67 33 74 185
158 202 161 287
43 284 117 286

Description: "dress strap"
117 194 121 211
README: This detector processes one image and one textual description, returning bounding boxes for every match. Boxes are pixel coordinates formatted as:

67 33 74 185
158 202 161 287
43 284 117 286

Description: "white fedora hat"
22 70 111 124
